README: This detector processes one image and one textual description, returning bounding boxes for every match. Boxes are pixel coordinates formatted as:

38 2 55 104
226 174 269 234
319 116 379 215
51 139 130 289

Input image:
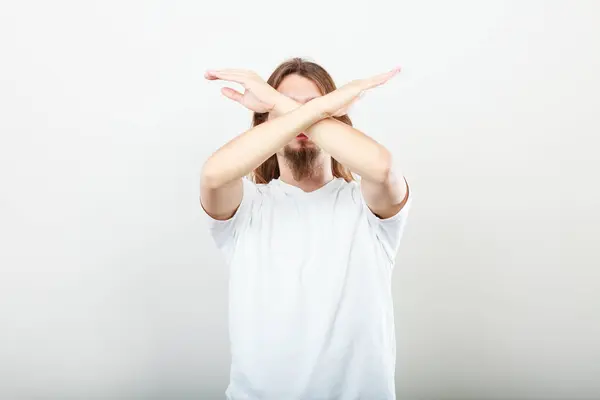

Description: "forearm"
273 97 392 183
201 101 327 188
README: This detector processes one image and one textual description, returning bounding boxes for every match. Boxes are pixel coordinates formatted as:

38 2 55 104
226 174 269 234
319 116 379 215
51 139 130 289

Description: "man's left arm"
273 97 409 218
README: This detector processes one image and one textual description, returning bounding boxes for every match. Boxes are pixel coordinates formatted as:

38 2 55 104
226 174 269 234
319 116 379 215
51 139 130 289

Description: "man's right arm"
200 100 327 220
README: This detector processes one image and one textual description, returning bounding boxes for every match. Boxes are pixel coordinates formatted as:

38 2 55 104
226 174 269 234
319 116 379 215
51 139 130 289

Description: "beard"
282 144 321 181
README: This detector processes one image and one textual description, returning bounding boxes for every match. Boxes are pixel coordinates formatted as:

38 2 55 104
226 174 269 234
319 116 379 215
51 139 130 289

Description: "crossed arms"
200 68 409 221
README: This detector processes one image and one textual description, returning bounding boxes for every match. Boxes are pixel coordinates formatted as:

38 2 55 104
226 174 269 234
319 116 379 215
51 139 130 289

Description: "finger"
365 70 397 88
221 87 244 102
206 68 253 79
205 70 247 84
377 66 401 83
363 67 401 89
204 70 218 80
205 70 244 80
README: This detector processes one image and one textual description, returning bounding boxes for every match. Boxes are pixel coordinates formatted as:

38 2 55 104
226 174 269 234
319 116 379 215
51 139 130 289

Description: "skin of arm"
200 100 327 220
201 67 409 220
272 95 409 219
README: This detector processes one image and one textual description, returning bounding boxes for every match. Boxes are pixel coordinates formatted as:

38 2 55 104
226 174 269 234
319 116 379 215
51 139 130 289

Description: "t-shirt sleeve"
358 178 412 263
200 176 259 254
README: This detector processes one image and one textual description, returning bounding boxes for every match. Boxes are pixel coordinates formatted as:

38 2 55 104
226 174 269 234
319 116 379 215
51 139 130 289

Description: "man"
200 58 411 399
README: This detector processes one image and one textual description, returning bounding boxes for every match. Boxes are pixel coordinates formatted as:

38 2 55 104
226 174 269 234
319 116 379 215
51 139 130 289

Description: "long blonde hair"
250 57 355 184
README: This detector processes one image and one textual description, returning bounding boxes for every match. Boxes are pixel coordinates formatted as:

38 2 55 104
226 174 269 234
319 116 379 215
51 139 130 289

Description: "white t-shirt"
202 176 412 400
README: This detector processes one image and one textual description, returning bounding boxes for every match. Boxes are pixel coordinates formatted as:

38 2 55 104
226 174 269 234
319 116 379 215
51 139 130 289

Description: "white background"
1 0 599 399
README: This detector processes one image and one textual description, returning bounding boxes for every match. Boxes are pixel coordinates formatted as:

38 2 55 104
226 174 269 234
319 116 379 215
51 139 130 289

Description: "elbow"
200 162 223 189
373 147 394 184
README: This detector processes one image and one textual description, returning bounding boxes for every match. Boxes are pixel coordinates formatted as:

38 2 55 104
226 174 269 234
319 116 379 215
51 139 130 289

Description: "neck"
276 153 334 192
